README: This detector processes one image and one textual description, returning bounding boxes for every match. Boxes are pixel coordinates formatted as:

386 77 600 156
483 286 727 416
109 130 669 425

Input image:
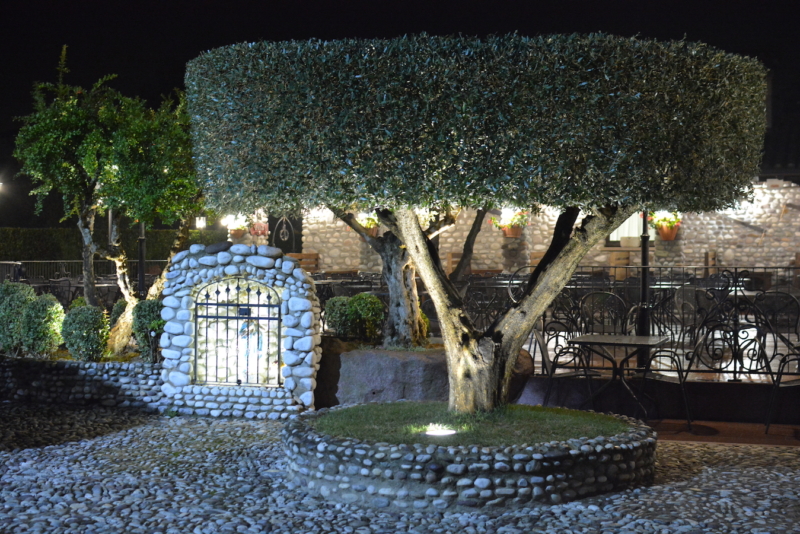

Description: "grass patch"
310 402 632 447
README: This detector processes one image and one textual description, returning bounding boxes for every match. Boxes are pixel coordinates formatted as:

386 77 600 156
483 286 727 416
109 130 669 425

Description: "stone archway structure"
158 242 322 418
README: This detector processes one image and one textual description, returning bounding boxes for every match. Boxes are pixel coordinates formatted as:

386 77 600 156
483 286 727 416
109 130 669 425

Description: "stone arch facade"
158 242 322 418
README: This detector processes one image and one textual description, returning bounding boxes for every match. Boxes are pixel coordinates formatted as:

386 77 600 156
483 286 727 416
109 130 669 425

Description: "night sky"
2 0 798 227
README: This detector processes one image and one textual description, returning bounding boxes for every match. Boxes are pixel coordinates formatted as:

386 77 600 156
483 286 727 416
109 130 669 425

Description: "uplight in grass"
424 423 456 436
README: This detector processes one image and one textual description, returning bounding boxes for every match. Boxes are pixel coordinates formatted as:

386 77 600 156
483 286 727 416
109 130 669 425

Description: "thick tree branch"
327 205 384 251
523 207 581 298
450 208 487 283
424 210 458 239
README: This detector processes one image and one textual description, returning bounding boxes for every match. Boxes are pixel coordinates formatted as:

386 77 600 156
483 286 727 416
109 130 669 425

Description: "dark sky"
2 0 798 227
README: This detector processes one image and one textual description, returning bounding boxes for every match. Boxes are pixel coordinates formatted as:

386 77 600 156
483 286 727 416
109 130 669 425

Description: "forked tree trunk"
377 232 425 346
103 213 139 356
382 205 638 413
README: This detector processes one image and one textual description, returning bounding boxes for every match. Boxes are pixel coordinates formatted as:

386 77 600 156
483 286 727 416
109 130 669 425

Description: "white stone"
162 349 182 360
246 255 275 269
176 309 192 321
181 296 193 309
292 366 315 378
288 297 312 312
293 268 306 281
164 321 184 335
165 270 182 279
178 362 192 374
161 307 176 321
161 382 178 397
174 250 190 262
189 258 199 268
159 333 172 348
282 351 302 366
258 245 283 258
283 327 305 337
217 251 232 265
299 378 316 391
283 314 299 327
183 322 194 335
300 311 314 328
163 296 181 308
294 336 314 351
198 255 218 267
281 366 293 378
224 265 239 276
190 244 206 254
233 255 244 263
171 335 192 348
230 244 252 255
282 260 296 274
283 337 295 350
299 391 314 406
283 377 296 391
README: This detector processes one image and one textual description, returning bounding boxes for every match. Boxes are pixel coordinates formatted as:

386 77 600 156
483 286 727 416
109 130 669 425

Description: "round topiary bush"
132 299 164 363
324 296 352 337
69 296 88 310
20 294 65 358
347 293 385 343
62 305 109 362
0 281 37 356
109 299 127 327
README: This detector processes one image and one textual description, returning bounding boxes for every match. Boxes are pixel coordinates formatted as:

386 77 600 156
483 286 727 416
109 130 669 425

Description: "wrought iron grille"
194 278 282 386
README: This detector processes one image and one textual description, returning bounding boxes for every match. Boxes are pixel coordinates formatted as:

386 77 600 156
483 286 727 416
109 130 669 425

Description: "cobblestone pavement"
1 403 798 534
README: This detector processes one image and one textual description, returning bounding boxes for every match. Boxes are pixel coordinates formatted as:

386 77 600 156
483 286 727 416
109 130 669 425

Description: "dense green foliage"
69 296 88 310
20 294 65 357
109 299 127 327
347 293 385 342
324 296 352 337
61 305 109 362
132 299 164 362
187 33 766 217
0 281 37 354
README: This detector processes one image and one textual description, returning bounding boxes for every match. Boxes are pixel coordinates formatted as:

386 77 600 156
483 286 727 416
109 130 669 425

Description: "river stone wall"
0 358 165 409
159 242 321 412
282 404 657 512
302 183 800 272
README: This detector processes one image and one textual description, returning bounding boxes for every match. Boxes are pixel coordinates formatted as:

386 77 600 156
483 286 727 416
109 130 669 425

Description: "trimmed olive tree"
186 34 766 413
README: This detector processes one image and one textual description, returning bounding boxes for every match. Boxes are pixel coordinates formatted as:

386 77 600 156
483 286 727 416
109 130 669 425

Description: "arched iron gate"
194 278 282 386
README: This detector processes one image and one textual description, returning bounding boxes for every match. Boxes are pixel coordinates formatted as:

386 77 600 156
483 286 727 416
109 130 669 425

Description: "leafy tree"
15 48 202 354
186 34 766 413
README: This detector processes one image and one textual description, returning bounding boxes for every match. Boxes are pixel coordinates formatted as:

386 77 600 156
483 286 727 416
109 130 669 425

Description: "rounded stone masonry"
159 242 322 415
282 406 657 513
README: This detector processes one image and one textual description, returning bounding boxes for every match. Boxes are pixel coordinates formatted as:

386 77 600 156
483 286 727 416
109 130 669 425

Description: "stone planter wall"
0 358 165 410
282 405 657 513
301 182 800 273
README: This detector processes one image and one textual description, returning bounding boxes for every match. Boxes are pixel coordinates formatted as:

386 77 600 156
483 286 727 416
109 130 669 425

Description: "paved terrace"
1 403 798 534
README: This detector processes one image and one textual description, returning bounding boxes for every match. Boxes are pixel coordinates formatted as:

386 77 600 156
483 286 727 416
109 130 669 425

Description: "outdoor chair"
631 347 693 431
47 278 73 307
753 291 800 349
534 329 599 409
579 291 635 335
764 350 800 433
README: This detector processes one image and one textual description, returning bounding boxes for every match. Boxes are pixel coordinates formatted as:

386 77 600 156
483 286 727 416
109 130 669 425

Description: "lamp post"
636 209 652 366
138 222 146 300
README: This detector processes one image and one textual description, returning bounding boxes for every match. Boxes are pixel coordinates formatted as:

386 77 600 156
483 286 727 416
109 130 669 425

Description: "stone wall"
0 358 165 410
282 404 657 512
302 182 800 272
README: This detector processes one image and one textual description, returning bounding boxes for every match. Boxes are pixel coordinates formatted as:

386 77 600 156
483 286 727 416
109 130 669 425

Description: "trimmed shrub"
69 296 88 310
324 296 352 337
109 299 127 327
20 294 65 358
62 305 109 362
0 281 37 355
347 293 386 343
132 299 164 363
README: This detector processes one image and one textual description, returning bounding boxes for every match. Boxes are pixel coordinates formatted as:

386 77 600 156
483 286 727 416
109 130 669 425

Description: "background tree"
186 33 766 412
15 48 202 354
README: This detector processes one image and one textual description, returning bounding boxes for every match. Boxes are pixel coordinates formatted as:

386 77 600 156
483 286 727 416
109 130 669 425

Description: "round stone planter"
282 405 657 513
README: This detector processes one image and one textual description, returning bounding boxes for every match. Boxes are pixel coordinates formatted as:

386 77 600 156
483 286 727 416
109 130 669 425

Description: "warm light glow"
195 216 207 229
221 214 247 230
424 424 456 436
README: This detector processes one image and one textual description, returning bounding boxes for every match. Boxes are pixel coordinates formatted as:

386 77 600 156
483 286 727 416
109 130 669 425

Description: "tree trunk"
382 205 638 413
76 211 98 307
147 217 191 300
377 232 425 346
102 212 139 356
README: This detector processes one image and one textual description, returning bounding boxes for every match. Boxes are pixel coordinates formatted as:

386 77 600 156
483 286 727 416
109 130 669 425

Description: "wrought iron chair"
631 347 693 430
579 291 635 335
533 329 598 409
764 350 800 433
753 290 800 350
47 278 72 308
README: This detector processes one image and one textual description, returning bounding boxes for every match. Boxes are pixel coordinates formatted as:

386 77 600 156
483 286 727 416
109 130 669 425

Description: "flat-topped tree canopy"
186 33 766 217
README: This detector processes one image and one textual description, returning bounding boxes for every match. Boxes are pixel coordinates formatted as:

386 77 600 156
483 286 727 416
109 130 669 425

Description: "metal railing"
15 260 168 281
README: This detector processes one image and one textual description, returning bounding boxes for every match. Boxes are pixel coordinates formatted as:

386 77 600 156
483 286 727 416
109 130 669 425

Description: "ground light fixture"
424 424 457 436
195 216 207 229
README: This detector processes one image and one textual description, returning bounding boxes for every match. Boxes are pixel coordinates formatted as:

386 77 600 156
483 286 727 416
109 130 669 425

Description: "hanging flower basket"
501 226 523 238
657 225 679 241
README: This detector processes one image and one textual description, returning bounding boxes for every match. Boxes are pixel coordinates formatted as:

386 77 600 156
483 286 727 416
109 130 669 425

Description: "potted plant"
356 212 380 238
221 214 249 239
489 210 530 238
648 211 681 241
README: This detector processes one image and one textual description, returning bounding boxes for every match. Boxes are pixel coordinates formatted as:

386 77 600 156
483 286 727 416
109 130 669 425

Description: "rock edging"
282 403 657 512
